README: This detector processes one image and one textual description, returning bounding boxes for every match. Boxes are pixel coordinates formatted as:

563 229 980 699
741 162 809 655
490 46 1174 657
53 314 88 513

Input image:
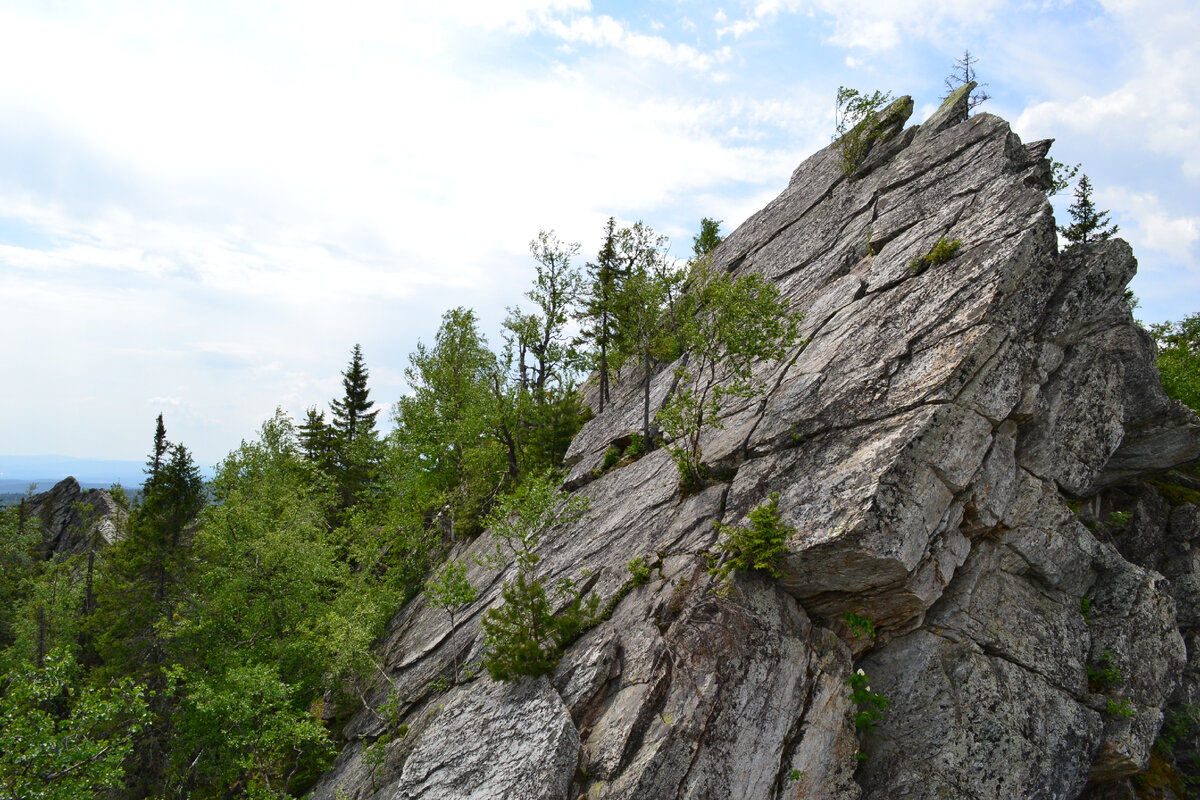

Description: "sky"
1 0 1197 468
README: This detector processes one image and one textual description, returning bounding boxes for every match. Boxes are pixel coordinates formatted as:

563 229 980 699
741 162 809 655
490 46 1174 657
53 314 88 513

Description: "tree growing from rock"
1059 174 1119 247
833 86 894 177
656 261 802 492
941 49 990 112
577 218 626 411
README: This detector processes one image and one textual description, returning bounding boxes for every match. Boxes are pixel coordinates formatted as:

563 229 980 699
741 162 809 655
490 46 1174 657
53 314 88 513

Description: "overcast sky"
2 0 1197 467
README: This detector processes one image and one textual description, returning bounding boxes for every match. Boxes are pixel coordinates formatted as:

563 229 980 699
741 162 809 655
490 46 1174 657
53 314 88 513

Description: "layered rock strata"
314 88 1200 799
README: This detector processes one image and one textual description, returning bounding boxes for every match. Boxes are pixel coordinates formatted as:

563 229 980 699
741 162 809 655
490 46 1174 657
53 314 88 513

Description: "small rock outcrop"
24 476 124 557
313 89 1200 799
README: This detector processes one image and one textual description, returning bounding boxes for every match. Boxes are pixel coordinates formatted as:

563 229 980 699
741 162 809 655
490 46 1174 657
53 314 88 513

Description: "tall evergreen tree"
578 218 625 411
1059 174 1119 247
330 344 379 446
330 345 380 509
298 406 336 472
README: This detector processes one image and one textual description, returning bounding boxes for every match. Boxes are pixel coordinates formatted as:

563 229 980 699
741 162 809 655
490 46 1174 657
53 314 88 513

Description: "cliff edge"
313 88 1200 800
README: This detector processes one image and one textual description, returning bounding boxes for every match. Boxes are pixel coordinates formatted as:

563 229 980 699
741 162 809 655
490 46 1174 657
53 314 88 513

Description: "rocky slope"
312 87 1200 799
25 476 124 557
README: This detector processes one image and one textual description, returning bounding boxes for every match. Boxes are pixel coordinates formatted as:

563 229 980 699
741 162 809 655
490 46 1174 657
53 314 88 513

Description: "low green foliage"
847 668 890 734
709 493 792 585
627 556 651 586
1080 596 1092 624
787 768 806 782
478 475 597 681
1088 650 1122 692
480 572 598 681
833 86 895 177
0 649 149 800
841 612 876 640
908 237 963 274
1108 697 1137 718
1108 510 1133 529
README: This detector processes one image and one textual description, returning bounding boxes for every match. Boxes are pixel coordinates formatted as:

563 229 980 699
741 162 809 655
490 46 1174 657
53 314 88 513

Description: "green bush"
709 493 792 584
847 668 890 734
479 573 598 681
908 237 962 274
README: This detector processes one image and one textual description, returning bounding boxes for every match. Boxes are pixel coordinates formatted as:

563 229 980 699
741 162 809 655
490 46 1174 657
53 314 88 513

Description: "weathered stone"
392 677 579 800
313 91 1200 800
25 476 124 556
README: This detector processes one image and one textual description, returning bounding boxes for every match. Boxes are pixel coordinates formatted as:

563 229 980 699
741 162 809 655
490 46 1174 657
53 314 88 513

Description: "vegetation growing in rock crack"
478 474 597 681
709 492 792 586
908 236 963 274
847 667 890 755
425 559 477 683
656 263 802 492
833 86 895 177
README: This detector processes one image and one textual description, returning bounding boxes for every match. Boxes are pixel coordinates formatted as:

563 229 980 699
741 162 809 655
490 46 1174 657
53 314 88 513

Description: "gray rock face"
313 88 1200 800
25 476 124 557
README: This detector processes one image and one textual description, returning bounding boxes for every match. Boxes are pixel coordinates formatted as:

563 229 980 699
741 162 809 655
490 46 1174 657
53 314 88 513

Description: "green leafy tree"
833 86 895 177
0 649 149 800
506 230 583 400
1150 313 1200 413
166 411 393 798
612 223 687 449
692 217 724 259
395 308 507 536
657 262 802 491
0 500 40 653
1059 174 1119 247
425 559 476 682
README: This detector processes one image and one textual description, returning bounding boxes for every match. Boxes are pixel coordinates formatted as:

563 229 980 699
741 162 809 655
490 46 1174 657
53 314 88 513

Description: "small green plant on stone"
601 445 622 473
847 668 891 735
1108 697 1137 718
1087 650 1122 692
628 556 651 586
625 433 645 459
841 611 876 641
1108 510 1133 529
908 237 962 274
787 768 806 781
710 493 792 586
834 86 895 177
1080 596 1092 624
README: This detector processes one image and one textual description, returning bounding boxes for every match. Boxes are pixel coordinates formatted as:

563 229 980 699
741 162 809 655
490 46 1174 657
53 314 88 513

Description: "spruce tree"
298 406 336 471
330 344 379 446
1059 174 1119 247
941 49 990 112
578 218 625 411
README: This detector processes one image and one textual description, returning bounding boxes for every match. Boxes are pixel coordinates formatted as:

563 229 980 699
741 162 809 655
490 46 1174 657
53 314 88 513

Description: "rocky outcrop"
313 88 1200 799
25 476 124 557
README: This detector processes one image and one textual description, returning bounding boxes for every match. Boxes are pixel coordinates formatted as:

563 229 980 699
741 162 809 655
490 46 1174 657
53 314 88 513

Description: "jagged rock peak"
25 476 124 557
313 95 1200 800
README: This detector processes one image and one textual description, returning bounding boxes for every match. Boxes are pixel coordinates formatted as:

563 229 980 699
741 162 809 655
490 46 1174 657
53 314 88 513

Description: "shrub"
847 668 890 733
709 493 792 585
908 237 962 274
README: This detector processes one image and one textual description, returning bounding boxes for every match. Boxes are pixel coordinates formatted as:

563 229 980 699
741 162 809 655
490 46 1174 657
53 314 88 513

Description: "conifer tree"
693 217 724 259
578 218 625 411
1059 174 1119 247
298 406 336 472
330 344 379 446
941 49 990 112
330 345 380 509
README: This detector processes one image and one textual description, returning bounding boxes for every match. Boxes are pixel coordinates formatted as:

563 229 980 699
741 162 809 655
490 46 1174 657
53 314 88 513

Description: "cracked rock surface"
312 91 1200 800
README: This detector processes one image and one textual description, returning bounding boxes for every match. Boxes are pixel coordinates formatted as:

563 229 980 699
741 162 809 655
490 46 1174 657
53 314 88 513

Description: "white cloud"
541 14 729 70
1101 187 1200 270
718 19 760 38
750 0 1004 49
1015 0 1200 177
